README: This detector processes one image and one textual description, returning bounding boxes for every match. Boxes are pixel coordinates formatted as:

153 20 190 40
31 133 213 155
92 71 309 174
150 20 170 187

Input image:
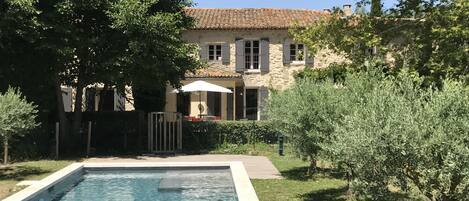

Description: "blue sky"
193 0 398 10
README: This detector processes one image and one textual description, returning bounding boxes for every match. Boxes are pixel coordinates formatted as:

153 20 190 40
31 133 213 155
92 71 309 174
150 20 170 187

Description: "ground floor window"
100 89 115 111
177 93 190 116
245 89 258 120
207 92 221 117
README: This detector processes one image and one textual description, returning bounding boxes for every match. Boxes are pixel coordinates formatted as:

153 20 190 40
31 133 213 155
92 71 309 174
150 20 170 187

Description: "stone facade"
162 29 346 120
182 29 344 91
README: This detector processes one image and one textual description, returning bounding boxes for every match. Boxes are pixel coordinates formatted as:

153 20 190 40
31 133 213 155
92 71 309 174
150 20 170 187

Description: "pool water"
37 167 238 201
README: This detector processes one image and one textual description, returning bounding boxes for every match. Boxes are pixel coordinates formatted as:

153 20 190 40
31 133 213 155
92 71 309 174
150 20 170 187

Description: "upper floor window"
290 44 305 61
365 46 378 56
209 44 222 61
245 40 260 70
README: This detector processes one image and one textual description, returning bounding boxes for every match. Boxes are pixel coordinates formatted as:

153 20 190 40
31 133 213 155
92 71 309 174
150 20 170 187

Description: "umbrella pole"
199 91 202 118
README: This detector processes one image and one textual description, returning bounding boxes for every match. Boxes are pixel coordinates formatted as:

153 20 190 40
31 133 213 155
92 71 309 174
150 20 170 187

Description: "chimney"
323 9 331 13
343 4 352 16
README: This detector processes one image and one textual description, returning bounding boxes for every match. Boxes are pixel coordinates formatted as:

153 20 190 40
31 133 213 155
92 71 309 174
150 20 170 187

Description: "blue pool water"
33 167 238 201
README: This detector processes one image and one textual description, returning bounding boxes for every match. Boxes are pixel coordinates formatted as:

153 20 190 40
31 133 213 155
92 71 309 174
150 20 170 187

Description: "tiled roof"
185 8 327 30
186 68 242 79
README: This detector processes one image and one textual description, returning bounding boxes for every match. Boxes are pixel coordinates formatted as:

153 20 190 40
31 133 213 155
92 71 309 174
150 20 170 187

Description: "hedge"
65 111 145 155
182 120 279 152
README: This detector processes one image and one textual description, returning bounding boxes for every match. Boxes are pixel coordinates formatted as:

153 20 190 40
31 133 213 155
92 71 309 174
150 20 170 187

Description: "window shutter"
199 44 208 61
260 38 270 72
283 40 291 64
259 87 269 120
222 42 230 65
305 47 314 66
62 87 72 112
235 38 244 72
114 89 125 111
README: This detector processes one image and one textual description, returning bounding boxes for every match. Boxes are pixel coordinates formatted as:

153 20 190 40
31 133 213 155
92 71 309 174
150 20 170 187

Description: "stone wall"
183 29 345 91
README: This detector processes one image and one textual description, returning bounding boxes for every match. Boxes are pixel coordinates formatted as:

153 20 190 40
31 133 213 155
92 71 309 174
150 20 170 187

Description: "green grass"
0 160 75 199
212 143 349 201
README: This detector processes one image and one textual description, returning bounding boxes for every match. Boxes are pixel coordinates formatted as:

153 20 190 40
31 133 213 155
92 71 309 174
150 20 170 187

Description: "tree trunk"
3 138 8 165
55 77 69 150
71 81 84 148
346 166 354 198
307 156 317 176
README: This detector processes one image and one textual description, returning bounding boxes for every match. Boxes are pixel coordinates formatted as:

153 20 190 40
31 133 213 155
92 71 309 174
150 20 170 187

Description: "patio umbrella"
172 80 233 117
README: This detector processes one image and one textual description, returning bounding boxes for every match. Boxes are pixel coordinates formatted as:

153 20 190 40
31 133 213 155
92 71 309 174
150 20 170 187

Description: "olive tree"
326 71 469 200
267 77 344 174
0 87 39 164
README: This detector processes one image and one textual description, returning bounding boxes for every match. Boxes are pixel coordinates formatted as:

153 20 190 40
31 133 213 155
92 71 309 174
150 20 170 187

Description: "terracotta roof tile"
186 68 242 79
185 8 327 30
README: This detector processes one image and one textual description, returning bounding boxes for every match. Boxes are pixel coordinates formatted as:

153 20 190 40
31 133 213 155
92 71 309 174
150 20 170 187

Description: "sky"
193 0 399 10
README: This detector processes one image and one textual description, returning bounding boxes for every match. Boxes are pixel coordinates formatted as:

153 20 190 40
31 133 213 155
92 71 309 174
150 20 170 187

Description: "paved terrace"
85 154 282 179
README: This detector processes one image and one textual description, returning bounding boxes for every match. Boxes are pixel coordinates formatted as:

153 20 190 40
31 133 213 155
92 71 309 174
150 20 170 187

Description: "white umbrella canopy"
172 80 232 93
172 80 232 118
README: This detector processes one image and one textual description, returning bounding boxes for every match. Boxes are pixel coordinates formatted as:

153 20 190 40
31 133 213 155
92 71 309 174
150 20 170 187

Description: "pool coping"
4 161 259 201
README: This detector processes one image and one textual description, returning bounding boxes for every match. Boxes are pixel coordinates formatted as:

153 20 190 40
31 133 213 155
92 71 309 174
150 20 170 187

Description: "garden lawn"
0 160 75 199
212 143 348 201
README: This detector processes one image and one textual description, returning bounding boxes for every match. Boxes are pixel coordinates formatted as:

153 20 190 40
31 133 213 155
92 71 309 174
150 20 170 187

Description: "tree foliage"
267 73 344 174
292 0 469 86
269 59 469 199
327 69 469 200
0 87 39 164
0 0 57 115
1 0 201 152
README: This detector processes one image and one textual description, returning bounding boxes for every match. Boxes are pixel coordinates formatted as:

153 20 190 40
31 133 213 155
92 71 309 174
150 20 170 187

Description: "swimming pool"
4 162 258 201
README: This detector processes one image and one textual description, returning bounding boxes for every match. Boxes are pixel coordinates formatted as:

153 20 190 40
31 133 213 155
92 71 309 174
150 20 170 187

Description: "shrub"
182 121 278 153
269 62 469 199
65 111 145 155
267 76 344 174
0 87 39 164
295 62 348 83
328 72 469 200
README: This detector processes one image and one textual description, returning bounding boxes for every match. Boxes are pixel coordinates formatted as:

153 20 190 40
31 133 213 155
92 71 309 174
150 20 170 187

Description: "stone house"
164 8 344 121
61 7 350 120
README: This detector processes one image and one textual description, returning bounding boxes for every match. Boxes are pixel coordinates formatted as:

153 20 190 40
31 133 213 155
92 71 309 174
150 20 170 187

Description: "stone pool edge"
4 162 259 201
3 163 83 201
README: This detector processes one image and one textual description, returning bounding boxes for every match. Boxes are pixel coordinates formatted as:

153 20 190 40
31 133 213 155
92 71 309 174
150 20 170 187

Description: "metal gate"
148 112 182 153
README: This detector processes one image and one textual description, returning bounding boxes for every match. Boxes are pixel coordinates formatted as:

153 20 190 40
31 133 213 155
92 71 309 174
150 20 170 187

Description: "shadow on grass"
0 166 49 181
281 166 346 181
300 186 414 201
299 186 348 201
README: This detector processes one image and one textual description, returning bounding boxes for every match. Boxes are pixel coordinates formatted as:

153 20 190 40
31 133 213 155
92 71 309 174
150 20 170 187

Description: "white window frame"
290 43 305 62
208 44 222 61
243 87 260 120
244 39 260 72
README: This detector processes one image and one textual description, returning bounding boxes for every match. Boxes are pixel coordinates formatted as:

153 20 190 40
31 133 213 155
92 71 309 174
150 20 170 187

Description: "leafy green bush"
269 63 469 199
267 76 344 174
182 121 278 153
0 87 39 164
327 71 469 200
295 62 348 83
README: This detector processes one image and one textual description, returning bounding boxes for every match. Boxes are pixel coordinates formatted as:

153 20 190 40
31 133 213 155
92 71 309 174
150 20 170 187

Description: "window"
290 44 305 61
177 93 190 116
245 89 258 120
207 92 221 117
365 46 378 56
208 44 222 61
61 87 72 112
245 40 260 70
